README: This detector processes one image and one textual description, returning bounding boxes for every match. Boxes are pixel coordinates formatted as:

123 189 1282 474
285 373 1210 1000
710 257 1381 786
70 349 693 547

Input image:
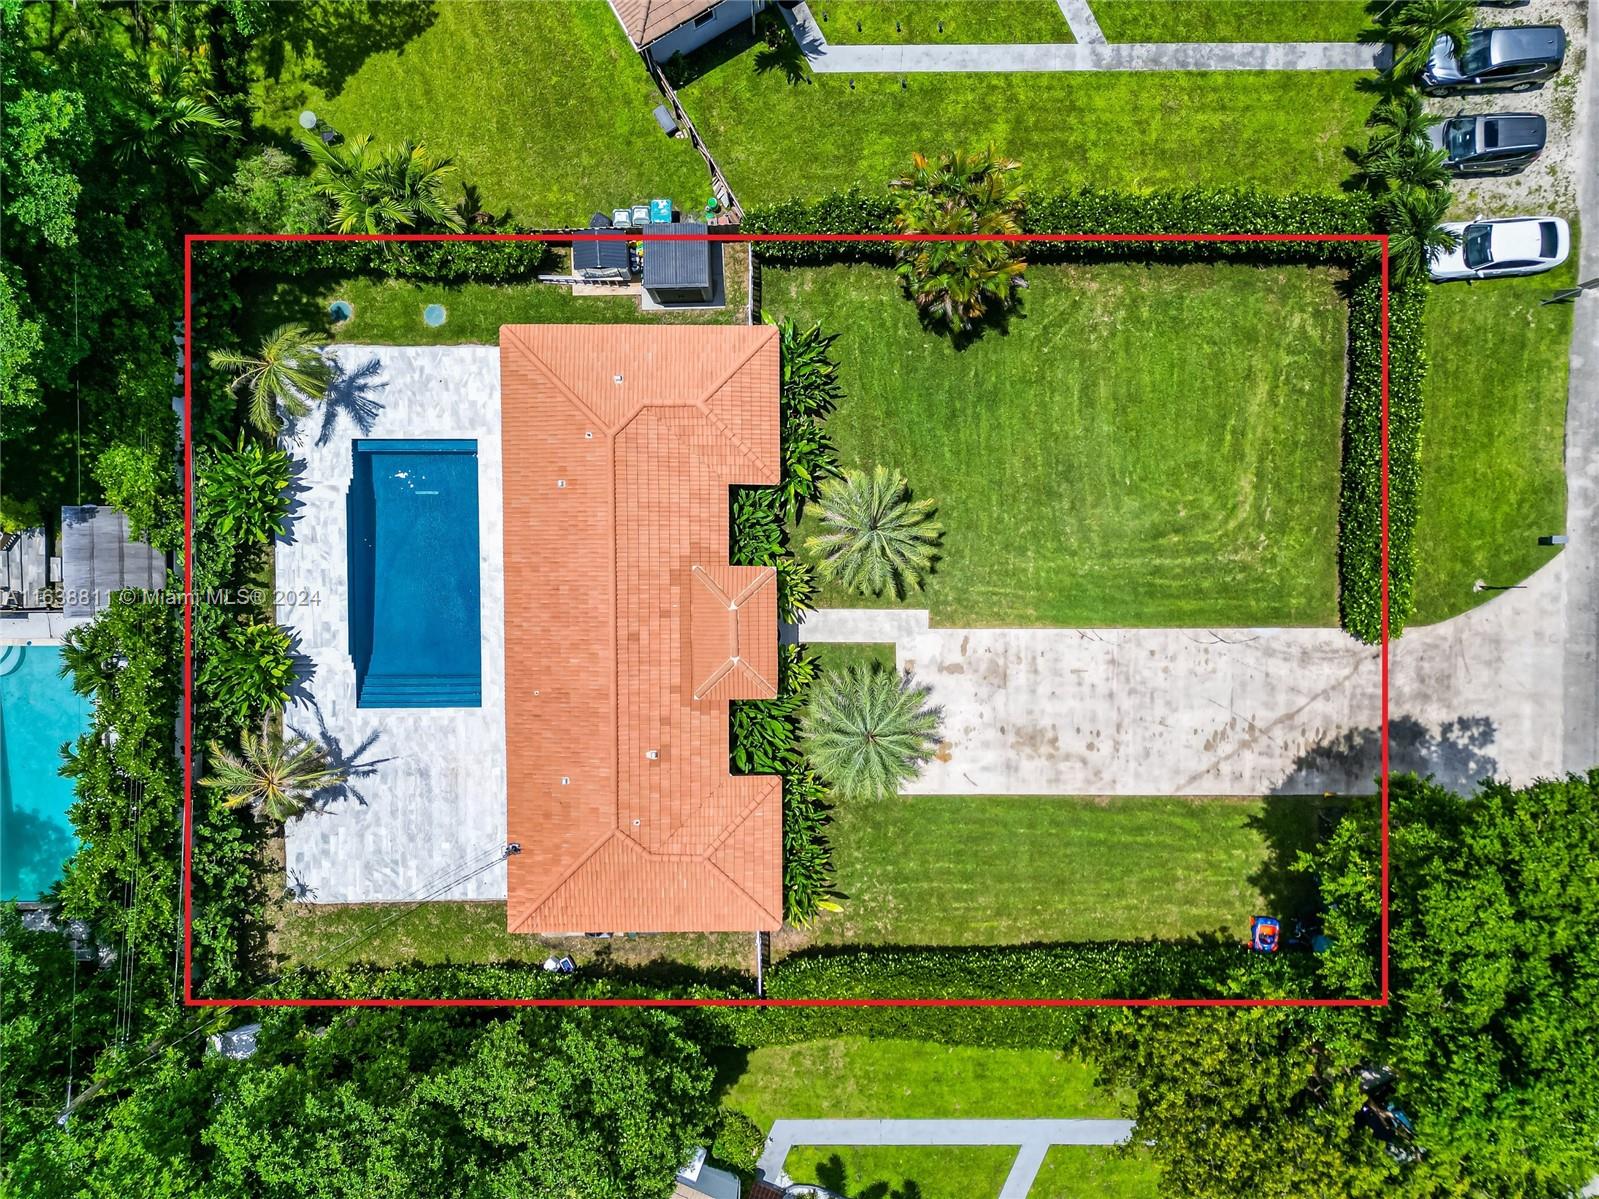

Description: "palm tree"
1383 184 1458 285
305 134 465 234
1366 141 1451 190
890 147 1026 331
202 721 347 823
800 664 942 801
208 323 331 435
1383 0 1472 79
806 466 942 598
1364 89 1442 159
117 60 241 188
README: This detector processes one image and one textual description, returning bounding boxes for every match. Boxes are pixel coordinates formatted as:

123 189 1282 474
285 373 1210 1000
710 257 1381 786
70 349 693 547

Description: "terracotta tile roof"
500 324 783 934
609 0 720 47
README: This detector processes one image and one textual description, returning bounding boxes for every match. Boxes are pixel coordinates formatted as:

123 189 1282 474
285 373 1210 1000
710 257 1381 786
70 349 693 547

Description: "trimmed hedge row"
1341 276 1426 641
193 238 554 282
743 187 1420 641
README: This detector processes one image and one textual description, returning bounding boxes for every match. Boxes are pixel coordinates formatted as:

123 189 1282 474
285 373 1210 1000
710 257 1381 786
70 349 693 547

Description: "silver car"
1428 216 1571 281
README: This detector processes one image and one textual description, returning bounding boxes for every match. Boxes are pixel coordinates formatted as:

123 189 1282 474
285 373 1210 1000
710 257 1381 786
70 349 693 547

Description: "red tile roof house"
499 323 784 935
609 0 769 63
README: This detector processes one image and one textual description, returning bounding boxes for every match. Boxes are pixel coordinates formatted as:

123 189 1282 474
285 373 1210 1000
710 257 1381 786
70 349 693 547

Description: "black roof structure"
643 224 712 290
573 218 630 273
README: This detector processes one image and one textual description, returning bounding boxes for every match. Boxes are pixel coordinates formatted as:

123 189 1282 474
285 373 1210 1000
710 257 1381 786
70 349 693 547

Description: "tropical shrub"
202 720 347 823
199 620 294 729
95 442 182 550
776 555 816 624
712 1109 767 1179
806 466 942 598
305 133 466 233
890 147 1026 331
195 435 291 544
208 323 331 434
1382 0 1472 80
0 493 45 534
1381 184 1457 286
201 145 330 233
800 664 942 802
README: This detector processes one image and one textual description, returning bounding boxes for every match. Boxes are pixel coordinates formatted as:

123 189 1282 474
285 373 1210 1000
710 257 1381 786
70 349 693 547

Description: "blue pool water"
347 439 482 707
1 645 93 901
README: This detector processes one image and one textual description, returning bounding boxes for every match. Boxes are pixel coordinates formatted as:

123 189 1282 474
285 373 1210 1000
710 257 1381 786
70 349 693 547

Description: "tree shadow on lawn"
814 1150 927 1199
256 0 440 98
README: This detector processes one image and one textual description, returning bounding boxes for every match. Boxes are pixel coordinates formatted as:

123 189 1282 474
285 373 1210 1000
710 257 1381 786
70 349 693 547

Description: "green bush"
0 493 45 534
95 442 182 551
712 1110 766 1179
198 237 553 283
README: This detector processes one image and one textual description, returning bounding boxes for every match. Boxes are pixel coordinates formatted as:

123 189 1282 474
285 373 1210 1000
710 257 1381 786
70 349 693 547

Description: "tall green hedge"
744 187 1422 641
194 237 554 281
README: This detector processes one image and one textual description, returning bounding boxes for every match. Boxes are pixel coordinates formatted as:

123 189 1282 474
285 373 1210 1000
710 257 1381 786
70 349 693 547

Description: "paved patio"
277 346 508 903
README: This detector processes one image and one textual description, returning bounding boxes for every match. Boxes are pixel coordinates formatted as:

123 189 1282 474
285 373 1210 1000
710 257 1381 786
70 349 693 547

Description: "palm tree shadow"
278 457 314 545
316 354 388 447
288 700 395 810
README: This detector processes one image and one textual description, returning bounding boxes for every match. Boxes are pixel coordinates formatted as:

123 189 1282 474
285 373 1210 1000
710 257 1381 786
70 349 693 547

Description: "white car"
1428 216 1570 281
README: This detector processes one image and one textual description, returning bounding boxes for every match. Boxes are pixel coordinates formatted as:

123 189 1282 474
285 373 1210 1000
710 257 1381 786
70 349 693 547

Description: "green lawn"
676 31 1368 201
1412 259 1576 624
817 1 1072 43
270 899 754 974
718 1039 1149 1199
250 1 708 225
238 245 746 345
771 262 1346 627
808 794 1320 946
1028 1146 1159 1198
719 1038 1119 1123
1092 1 1372 42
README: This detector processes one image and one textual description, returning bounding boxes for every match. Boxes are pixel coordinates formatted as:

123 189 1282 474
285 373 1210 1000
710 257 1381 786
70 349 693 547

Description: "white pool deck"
276 346 509 903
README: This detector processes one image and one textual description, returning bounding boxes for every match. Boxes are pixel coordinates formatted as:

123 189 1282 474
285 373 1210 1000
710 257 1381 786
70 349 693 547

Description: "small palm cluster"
801 664 942 802
202 720 347 824
806 466 941 598
305 134 466 234
890 147 1026 332
1362 1 1473 285
209 323 331 435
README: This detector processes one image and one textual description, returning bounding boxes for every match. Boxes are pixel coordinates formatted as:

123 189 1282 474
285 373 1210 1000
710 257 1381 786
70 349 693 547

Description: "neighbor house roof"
499 324 783 934
609 0 719 47
59 506 166 618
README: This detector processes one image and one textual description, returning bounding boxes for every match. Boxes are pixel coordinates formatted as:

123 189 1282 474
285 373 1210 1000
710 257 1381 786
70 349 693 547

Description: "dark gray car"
1421 25 1566 94
1425 112 1547 174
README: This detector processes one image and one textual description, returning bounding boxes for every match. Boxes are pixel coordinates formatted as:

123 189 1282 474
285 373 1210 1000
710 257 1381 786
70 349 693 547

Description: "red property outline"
181 230 1390 1008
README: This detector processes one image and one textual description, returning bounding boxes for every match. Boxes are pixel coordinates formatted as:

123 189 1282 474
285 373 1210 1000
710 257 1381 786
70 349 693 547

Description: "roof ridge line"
729 564 776 608
516 831 620 927
704 775 780 857
691 328 779 478
509 329 617 436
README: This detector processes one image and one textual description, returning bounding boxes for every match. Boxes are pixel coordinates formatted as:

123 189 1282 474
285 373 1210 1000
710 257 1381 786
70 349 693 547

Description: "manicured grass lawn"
1092 0 1372 42
271 899 754 974
770 262 1346 627
808 795 1320 946
784 1146 1017 1199
1412 256 1576 624
676 32 1368 201
239 245 747 345
1028 1146 1158 1198
813 642 897 675
818 1 1071 43
250 1 707 225
719 1039 1135 1199
718 1038 1119 1123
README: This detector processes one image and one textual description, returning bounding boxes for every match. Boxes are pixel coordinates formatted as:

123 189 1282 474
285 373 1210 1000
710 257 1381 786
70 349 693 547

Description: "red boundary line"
181 230 1391 1009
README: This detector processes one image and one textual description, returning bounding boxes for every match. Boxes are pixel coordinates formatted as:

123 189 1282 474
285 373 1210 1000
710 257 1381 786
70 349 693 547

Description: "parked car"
1421 25 1566 93
1426 111 1546 175
1428 216 1570 281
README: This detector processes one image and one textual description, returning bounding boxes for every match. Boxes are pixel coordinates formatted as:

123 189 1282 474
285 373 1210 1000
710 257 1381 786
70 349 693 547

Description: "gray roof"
60 506 166 618
644 225 712 290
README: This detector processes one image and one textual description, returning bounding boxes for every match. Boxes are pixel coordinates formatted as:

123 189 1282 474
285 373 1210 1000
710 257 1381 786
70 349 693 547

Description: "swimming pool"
1 644 93 901
347 439 482 707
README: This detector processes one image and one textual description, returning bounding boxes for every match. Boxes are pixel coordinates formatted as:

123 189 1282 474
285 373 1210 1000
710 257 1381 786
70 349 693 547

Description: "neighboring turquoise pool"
347 439 482 707
1 644 92 901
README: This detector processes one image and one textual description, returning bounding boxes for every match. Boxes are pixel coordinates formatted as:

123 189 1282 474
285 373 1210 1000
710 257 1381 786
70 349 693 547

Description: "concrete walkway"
1055 0 1105 45
756 1118 1135 1197
780 0 1382 72
1559 1 1599 775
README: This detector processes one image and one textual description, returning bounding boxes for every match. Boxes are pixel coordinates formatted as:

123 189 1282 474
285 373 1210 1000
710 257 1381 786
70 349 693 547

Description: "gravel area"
1436 0 1588 219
